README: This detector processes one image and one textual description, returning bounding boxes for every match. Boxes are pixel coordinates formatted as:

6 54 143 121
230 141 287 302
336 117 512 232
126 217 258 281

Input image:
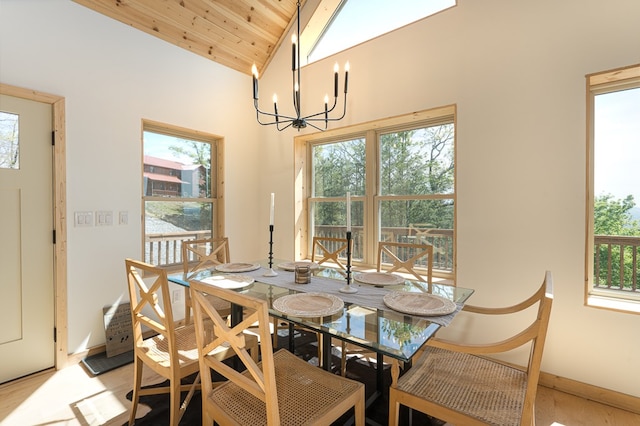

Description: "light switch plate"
95 210 113 226
74 211 93 227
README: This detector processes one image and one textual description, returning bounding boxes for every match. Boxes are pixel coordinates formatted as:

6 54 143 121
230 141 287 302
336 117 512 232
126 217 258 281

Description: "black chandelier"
252 1 349 131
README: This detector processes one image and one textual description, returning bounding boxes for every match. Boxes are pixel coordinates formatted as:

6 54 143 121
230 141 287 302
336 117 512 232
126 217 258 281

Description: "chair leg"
129 357 143 425
355 388 366 426
388 387 400 426
169 375 181 426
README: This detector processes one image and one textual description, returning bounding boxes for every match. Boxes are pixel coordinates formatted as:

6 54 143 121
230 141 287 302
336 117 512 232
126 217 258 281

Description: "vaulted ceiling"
73 0 303 76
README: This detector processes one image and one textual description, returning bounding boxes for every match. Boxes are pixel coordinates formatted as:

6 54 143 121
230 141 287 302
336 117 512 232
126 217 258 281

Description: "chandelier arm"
305 93 348 122
304 120 327 132
254 100 297 121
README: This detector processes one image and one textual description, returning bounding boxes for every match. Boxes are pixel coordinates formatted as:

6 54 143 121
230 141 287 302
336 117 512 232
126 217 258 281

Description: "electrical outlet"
172 289 182 303
119 211 128 225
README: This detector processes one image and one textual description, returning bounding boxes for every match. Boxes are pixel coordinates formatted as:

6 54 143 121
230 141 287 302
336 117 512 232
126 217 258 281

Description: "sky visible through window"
594 87 640 214
309 0 455 63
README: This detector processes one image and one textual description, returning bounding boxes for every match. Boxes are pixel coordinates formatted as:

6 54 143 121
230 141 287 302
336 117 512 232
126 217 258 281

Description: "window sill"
587 293 640 314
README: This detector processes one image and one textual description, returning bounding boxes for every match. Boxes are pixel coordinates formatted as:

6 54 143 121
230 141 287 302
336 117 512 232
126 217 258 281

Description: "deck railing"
594 235 640 293
313 226 454 274
145 230 211 266
146 230 638 295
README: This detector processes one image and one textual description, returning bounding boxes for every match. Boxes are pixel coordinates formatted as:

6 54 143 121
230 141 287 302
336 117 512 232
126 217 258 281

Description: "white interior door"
0 94 54 384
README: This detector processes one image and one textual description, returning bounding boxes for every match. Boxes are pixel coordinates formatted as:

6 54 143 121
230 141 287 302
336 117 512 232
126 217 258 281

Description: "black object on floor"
81 350 134 375
122 331 440 425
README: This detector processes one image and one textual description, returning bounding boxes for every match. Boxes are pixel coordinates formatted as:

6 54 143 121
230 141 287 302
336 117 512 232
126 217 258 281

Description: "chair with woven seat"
181 237 231 325
125 258 258 425
311 236 352 270
377 241 434 284
124 258 203 426
190 278 366 426
388 271 554 426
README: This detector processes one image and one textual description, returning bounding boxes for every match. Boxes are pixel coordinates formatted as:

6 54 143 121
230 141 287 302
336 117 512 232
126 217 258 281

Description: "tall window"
299 106 456 279
587 64 640 309
142 121 222 267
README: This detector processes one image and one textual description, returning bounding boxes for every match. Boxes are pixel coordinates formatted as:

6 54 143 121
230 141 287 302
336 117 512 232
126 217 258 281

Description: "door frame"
0 83 68 370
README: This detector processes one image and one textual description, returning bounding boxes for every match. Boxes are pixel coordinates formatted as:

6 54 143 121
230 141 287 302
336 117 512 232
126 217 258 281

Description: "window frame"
585 63 640 313
294 105 456 280
141 120 225 269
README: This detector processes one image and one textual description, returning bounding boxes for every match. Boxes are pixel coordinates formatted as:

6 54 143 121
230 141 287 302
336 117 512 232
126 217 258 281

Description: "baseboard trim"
539 372 640 415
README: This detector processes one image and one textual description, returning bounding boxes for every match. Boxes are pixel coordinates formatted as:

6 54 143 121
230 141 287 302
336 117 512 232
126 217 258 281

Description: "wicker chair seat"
207 348 363 425
137 324 199 369
397 346 527 425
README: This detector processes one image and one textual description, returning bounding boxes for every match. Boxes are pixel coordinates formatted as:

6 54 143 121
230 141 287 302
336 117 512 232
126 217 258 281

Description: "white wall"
2 0 639 399
0 0 263 352
258 0 640 397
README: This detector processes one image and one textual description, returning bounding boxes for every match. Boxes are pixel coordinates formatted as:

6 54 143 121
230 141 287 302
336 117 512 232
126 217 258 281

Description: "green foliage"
311 124 455 231
593 194 640 290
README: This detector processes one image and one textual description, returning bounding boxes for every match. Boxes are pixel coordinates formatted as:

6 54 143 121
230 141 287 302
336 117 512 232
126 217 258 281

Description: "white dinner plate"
200 274 255 289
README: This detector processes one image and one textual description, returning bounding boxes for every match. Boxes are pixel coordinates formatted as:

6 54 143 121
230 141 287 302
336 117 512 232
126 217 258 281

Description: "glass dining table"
168 259 473 396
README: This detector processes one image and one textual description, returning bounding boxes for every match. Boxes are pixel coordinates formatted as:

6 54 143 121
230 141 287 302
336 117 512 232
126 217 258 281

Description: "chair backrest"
311 236 351 270
433 271 554 424
182 237 230 276
125 258 177 354
190 279 280 424
377 241 434 283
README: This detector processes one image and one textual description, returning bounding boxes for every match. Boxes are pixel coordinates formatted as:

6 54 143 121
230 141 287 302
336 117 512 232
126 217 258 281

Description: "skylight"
304 0 456 64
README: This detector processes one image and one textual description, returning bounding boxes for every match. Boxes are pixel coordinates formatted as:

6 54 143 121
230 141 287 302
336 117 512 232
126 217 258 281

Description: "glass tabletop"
169 259 473 362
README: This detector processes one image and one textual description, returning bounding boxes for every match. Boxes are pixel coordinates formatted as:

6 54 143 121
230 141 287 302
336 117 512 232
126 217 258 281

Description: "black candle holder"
339 230 357 293
263 224 278 276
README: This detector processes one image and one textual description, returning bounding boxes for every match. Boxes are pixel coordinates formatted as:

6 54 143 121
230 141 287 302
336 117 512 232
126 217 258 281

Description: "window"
301 0 456 64
297 105 456 279
142 121 223 268
0 111 19 169
586 64 640 310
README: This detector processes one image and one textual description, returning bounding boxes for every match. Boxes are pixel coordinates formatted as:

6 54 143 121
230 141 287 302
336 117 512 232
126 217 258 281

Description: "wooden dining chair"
338 241 435 376
190 279 366 426
181 237 231 324
311 236 352 270
124 258 203 426
377 241 434 284
388 271 554 426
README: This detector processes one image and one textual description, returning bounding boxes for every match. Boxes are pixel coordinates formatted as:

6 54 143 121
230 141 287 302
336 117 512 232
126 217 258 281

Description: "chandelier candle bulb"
252 64 258 100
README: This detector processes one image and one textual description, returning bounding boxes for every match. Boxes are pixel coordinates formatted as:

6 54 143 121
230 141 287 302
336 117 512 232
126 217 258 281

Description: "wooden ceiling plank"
210 0 293 38
179 0 277 55
72 0 302 75
132 0 270 67
81 0 264 74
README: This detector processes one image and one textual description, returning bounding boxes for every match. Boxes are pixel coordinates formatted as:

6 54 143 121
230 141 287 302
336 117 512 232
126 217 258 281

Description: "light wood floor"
1 362 639 425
